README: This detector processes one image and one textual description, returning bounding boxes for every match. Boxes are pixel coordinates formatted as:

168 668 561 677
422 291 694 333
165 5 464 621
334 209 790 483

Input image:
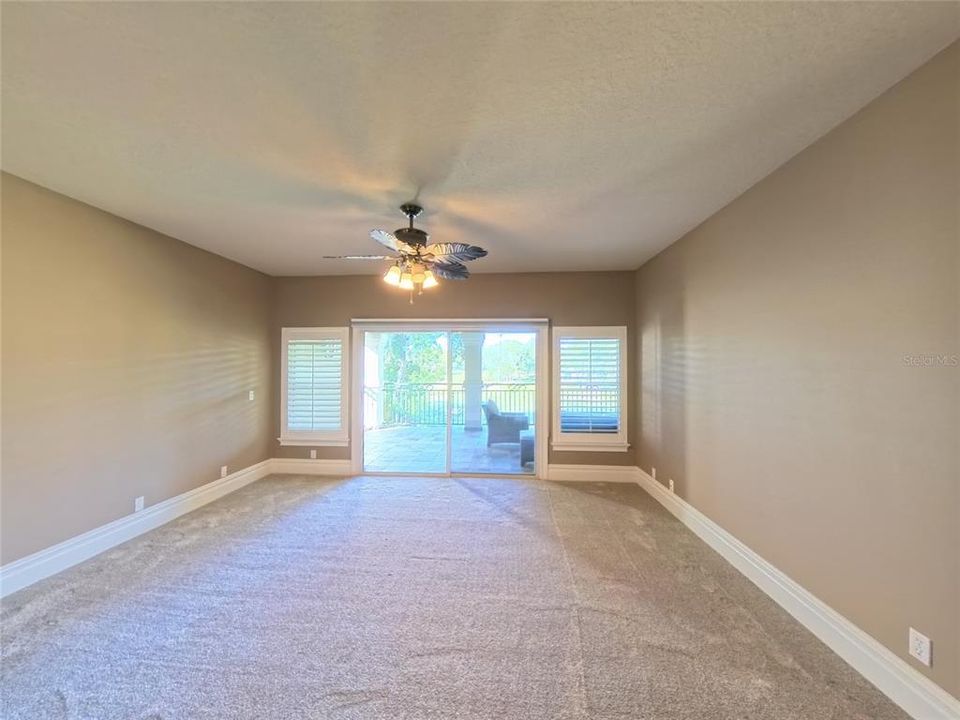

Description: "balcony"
363 383 537 474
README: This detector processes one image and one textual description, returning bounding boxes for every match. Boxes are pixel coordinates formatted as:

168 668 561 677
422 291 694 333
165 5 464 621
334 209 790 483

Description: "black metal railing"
364 383 536 426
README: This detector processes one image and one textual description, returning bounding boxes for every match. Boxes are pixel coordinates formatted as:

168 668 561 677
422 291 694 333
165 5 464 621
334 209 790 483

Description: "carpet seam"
545 485 590 720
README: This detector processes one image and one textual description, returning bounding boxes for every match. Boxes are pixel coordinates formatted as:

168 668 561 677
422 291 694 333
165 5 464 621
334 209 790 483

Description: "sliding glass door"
362 331 448 474
360 326 539 476
449 331 537 475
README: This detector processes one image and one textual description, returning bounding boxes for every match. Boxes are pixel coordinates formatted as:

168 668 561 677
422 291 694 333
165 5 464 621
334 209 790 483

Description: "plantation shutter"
281 328 349 445
287 338 343 431
558 336 621 434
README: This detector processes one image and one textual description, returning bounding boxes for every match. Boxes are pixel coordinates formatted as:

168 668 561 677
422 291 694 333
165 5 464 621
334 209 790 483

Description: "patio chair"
482 400 530 446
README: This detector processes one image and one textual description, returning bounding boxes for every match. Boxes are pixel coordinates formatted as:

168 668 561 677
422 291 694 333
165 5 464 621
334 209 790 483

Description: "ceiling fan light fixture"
383 265 402 286
361 203 487 301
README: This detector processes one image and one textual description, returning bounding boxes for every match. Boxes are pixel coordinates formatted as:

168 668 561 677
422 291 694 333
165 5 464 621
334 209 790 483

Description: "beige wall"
1 174 275 564
273 272 637 466
0 178 638 564
2 40 955 701
634 42 959 696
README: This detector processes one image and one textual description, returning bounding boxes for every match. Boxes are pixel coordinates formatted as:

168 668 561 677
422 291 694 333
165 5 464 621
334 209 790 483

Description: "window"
280 327 349 446
552 326 628 452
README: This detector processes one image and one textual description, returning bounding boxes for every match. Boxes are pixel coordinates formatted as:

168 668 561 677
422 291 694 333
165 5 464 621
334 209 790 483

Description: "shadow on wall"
0 326 271 562
638 268 687 495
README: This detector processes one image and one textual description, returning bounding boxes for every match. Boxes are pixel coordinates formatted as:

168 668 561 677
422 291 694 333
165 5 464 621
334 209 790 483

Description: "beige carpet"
1 475 908 719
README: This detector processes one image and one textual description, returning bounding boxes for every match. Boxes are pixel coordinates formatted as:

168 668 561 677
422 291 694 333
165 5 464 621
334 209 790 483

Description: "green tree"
481 338 535 383
382 332 459 385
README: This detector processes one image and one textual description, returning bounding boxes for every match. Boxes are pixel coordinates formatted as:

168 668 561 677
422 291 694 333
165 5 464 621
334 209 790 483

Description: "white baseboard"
545 463 639 483
269 457 353 476
4 457 956 719
635 468 960 720
0 460 272 599
0 457 349 598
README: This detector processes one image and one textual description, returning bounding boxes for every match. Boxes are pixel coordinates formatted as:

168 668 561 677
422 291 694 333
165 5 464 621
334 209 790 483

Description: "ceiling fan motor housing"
395 227 429 248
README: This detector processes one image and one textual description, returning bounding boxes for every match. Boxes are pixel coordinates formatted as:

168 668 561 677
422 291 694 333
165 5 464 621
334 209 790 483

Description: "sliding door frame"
350 319 549 479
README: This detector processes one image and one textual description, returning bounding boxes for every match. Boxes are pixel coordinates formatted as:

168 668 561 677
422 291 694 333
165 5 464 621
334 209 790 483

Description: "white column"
463 332 484 431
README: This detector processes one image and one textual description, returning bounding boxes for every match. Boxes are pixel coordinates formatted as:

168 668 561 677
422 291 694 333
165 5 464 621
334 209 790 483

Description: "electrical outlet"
248 389 255 401
220 465 228 478
909 628 932 667
134 496 144 512
310 449 317 459
651 467 657 479
668 479 675 493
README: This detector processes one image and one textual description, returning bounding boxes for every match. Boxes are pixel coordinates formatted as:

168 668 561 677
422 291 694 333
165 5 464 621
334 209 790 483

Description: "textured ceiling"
3 3 958 276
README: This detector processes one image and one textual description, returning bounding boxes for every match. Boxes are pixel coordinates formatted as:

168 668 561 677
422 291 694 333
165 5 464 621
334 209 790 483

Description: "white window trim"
279 327 350 447
551 325 629 453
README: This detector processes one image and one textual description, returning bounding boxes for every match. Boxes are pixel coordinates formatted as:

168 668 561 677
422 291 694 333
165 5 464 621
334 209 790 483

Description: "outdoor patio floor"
363 424 535 474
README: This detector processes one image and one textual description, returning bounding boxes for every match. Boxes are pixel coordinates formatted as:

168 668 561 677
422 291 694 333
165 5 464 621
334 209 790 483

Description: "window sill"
278 437 350 448
551 441 630 453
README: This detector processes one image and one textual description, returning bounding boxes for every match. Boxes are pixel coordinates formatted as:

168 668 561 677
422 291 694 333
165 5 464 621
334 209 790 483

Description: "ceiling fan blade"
430 260 470 280
370 229 413 254
423 242 488 263
322 255 392 260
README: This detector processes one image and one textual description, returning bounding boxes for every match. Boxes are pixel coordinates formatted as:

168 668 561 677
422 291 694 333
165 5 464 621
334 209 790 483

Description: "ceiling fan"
324 203 487 301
